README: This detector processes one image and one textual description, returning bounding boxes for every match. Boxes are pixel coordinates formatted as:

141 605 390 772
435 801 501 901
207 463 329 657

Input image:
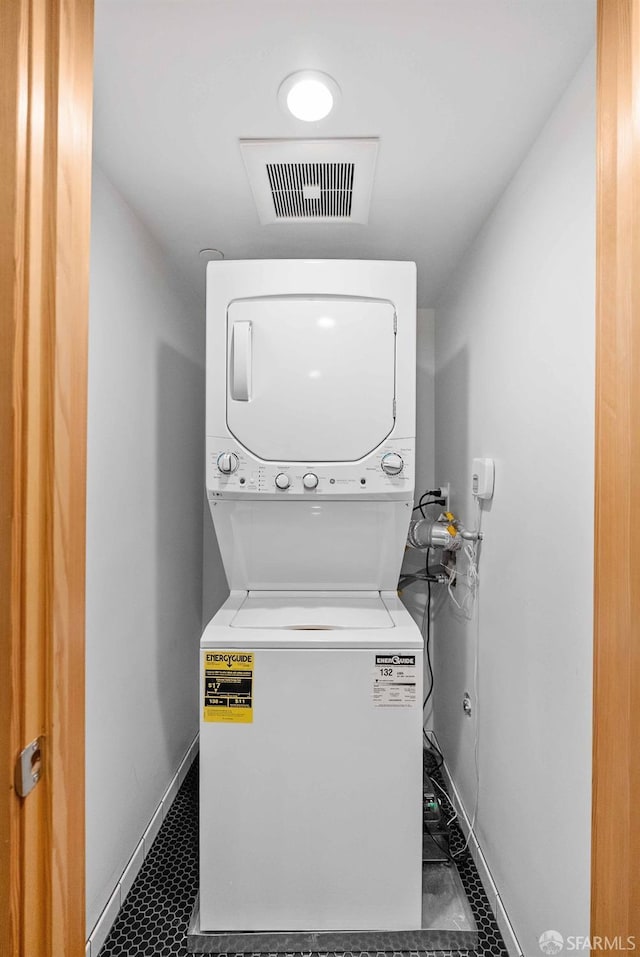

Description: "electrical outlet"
439 482 450 511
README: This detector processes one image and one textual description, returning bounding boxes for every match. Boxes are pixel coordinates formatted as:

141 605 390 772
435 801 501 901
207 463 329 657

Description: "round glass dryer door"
226 297 396 462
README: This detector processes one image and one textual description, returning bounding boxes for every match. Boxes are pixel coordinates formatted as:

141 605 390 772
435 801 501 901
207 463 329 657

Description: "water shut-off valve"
408 511 483 553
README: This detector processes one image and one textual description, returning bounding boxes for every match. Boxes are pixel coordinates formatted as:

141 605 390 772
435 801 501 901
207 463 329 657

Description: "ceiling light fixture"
278 71 340 122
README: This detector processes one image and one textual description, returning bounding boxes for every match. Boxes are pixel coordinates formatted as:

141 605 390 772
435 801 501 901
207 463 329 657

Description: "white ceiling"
93 0 595 308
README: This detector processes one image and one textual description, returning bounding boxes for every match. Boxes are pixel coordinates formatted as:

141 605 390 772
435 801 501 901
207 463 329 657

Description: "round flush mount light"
278 71 340 122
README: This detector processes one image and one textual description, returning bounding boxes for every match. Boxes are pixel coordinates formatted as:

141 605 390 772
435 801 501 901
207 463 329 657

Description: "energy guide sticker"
203 651 253 723
373 653 417 708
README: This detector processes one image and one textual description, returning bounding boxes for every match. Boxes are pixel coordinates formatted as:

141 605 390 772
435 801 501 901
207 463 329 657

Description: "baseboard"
86 734 200 957
426 731 524 957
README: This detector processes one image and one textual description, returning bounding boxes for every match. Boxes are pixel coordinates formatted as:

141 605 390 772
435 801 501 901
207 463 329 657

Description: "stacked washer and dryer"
200 259 423 933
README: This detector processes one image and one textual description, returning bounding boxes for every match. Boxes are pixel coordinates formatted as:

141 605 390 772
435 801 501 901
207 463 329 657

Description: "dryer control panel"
206 436 415 501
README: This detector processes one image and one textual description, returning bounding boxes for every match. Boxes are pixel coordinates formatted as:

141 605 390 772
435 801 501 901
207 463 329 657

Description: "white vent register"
240 138 378 224
267 162 354 218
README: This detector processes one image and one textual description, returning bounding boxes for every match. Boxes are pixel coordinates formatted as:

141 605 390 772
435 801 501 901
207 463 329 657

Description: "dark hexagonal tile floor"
98 754 507 957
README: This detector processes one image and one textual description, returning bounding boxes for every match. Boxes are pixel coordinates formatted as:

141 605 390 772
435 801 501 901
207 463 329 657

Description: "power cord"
423 733 444 772
422 546 434 717
405 492 484 865
421 551 444 774
413 488 446 518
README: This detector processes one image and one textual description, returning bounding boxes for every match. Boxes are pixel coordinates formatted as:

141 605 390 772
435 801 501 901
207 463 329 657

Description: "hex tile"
97 755 508 957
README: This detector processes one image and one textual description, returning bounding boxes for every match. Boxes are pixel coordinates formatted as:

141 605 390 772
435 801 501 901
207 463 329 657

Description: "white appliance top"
201 590 424 649
230 590 394 629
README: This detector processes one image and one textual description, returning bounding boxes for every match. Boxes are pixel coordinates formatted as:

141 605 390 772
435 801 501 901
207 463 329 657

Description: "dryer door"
226 297 396 462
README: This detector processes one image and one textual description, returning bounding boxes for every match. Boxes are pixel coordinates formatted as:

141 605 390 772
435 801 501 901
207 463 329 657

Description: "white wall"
433 51 595 954
85 165 226 931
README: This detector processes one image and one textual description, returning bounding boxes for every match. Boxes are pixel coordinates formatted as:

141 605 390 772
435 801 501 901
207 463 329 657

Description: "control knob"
275 473 291 490
381 452 404 476
303 473 319 490
217 452 239 474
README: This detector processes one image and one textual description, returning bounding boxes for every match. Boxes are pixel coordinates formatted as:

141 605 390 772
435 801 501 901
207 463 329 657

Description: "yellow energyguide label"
203 651 253 723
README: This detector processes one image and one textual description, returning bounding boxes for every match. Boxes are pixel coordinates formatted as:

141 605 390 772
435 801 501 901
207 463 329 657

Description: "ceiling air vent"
267 162 355 218
240 138 378 225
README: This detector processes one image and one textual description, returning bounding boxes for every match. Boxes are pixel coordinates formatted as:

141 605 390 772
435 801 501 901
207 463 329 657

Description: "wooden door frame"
592 0 640 943
1 1 93 955
0 0 638 954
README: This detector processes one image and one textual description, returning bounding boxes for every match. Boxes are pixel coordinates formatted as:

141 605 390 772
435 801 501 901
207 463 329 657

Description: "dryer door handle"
231 320 252 401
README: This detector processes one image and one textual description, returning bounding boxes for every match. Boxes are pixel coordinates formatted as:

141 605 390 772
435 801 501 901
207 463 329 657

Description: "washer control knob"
217 452 239 474
275 473 291 490
303 473 319 490
381 452 404 476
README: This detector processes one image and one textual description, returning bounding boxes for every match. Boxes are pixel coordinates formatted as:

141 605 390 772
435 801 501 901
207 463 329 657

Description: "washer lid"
226 297 396 462
230 591 394 629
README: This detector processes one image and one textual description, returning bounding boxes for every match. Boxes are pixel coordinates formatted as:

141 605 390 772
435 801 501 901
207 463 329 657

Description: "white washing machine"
200 259 423 932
